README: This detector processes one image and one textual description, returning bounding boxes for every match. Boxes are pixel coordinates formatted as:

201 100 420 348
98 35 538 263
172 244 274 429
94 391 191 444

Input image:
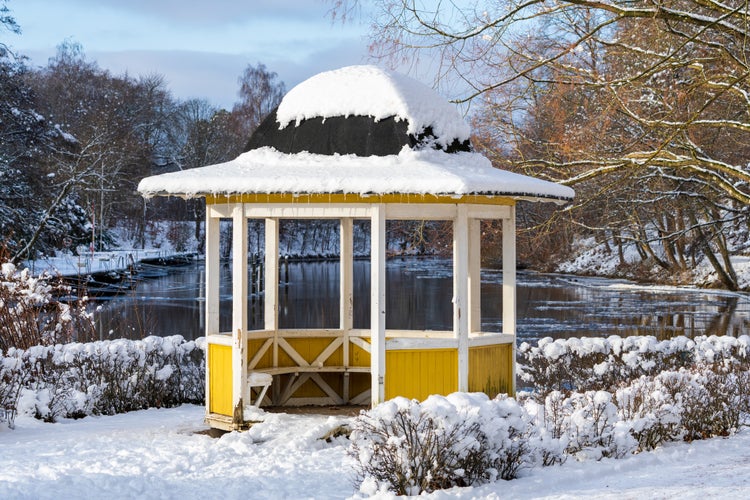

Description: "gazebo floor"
262 404 368 417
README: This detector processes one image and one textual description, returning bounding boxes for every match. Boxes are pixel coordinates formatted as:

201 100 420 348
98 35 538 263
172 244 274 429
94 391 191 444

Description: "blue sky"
6 0 372 109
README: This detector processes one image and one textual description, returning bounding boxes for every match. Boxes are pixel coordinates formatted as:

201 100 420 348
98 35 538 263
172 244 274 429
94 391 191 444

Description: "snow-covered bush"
0 262 96 351
518 334 750 453
565 390 635 460
613 375 682 451
347 334 750 495
655 366 749 441
0 335 204 428
350 393 534 495
524 390 570 466
518 334 750 398
523 390 636 463
0 353 25 428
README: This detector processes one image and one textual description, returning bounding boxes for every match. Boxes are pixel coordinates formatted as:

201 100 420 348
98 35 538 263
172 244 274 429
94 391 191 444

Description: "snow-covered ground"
2 404 749 499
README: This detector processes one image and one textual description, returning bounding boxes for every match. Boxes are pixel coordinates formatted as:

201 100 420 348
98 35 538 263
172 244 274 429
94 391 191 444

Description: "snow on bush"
0 262 96 351
350 335 750 495
0 335 204 428
349 393 533 495
517 334 750 396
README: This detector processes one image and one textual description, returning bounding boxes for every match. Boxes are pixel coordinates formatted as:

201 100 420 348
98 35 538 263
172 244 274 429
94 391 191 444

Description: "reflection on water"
92 257 750 343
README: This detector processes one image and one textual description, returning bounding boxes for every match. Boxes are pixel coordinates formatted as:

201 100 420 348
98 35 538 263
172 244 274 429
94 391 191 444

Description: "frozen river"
91 257 750 343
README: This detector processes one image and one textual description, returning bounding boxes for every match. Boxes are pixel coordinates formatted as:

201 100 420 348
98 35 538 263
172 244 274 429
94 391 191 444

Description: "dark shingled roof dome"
243 65 473 157
245 109 471 156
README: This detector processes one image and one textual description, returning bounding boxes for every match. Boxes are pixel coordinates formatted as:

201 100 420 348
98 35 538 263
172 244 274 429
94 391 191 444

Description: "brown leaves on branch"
357 0 750 287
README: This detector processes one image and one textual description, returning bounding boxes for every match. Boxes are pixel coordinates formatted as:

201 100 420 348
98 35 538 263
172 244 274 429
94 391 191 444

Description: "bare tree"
232 63 286 141
28 41 174 253
345 0 750 288
1 15 86 262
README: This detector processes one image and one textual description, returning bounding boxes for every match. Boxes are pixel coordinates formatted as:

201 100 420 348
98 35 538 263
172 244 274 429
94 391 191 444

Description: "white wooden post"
340 218 354 331
503 205 517 393
340 218 354 402
265 218 279 332
265 218 280 404
231 205 248 420
454 205 470 392
204 210 220 415
468 217 481 334
502 206 516 335
205 213 220 336
371 205 386 406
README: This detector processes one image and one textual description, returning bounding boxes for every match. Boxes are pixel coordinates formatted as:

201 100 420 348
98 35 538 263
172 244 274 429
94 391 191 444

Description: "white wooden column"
265 218 279 332
204 210 220 415
231 205 248 418
340 218 354 331
265 217 280 394
205 213 220 336
371 205 386 406
502 206 516 336
502 205 517 394
453 205 470 392
467 217 481 334
340 218 354 401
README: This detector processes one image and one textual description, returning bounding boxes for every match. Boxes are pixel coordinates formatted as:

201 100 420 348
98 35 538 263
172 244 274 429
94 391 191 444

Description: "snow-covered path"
0 405 355 500
452 429 750 499
1 405 749 499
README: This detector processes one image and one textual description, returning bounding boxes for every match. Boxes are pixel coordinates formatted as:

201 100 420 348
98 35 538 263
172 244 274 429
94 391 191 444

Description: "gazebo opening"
138 65 574 430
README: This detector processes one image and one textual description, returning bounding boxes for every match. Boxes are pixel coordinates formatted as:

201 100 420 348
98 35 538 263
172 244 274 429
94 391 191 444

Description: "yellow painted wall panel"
349 373 370 398
289 372 345 399
287 338 325 364
468 344 514 398
325 345 343 367
385 349 458 401
293 377 327 398
247 338 273 369
208 344 233 416
277 347 295 367
279 337 344 366
350 343 371 367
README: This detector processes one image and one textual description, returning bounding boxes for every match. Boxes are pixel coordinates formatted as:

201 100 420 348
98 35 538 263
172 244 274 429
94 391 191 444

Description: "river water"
92 257 750 343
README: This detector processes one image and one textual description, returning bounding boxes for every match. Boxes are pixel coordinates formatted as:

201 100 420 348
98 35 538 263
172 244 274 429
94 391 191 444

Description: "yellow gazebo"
139 65 573 430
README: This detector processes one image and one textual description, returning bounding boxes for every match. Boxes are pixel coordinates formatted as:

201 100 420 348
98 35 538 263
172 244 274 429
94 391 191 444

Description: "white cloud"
56 0 329 24
8 0 372 109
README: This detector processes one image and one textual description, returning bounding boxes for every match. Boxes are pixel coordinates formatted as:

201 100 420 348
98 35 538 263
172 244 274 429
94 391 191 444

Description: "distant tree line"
0 4 285 263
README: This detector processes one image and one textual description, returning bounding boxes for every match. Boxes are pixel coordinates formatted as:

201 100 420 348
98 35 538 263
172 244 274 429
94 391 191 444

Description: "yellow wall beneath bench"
385 348 458 401
469 343 514 398
239 338 514 403
208 344 233 416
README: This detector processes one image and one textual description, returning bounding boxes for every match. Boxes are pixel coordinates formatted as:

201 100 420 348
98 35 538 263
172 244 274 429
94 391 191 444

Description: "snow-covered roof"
276 65 471 148
137 65 574 203
138 146 574 202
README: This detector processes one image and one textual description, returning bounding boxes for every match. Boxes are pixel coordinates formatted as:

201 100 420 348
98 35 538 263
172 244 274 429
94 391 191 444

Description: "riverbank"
21 249 198 277
555 236 750 291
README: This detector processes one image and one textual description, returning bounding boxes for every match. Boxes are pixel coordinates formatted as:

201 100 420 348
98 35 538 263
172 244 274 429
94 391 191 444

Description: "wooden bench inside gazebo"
139 65 573 431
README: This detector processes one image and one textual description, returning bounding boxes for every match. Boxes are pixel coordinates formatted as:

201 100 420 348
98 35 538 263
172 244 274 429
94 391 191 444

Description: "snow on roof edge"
137 147 574 203
139 188 573 203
